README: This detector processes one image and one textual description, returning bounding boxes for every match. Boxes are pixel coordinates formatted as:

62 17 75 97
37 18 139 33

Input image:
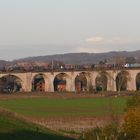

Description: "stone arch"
116 71 130 92
95 71 108 92
136 72 140 91
53 73 70 92
75 72 90 92
32 73 47 92
0 74 23 93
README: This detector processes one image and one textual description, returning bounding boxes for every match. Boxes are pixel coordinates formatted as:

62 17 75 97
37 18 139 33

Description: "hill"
0 60 9 68
0 108 74 140
0 50 140 65
15 50 140 64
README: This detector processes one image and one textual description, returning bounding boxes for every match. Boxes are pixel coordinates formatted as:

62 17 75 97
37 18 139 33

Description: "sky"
0 0 140 60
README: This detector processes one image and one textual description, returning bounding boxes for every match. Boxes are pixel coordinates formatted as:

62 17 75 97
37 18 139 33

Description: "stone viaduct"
0 68 140 92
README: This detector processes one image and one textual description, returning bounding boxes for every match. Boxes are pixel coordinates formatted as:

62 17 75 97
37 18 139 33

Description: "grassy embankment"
0 108 74 140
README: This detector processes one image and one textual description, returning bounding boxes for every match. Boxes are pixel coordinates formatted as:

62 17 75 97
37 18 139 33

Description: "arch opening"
0 75 22 93
75 72 87 92
116 71 129 92
136 73 140 91
53 73 67 92
95 73 108 92
32 74 45 92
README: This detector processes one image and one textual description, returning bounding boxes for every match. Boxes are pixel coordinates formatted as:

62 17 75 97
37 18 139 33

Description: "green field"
0 96 128 118
0 109 74 140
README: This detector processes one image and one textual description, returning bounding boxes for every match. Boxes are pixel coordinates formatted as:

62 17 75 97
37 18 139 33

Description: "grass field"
0 96 128 118
0 95 130 135
0 108 74 140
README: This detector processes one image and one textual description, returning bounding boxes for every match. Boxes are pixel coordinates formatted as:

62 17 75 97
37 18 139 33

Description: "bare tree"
116 71 130 92
95 72 108 92
136 73 140 91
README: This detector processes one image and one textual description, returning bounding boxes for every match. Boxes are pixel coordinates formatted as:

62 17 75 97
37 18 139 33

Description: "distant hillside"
15 50 140 64
0 60 9 67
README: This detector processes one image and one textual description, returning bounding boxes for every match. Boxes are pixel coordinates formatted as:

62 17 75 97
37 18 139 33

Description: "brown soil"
0 92 104 99
29 115 124 133
0 91 120 100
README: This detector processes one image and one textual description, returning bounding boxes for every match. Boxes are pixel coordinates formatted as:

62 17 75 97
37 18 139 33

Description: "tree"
125 57 136 64
116 71 130 92
95 74 107 92
123 107 140 140
136 73 140 90
123 94 140 140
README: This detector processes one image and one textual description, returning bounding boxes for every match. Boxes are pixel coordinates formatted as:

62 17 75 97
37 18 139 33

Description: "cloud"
85 36 104 43
85 36 122 44
74 47 108 53
85 36 140 45
75 36 140 53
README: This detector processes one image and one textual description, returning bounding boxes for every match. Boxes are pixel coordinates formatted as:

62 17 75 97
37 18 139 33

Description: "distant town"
0 55 140 72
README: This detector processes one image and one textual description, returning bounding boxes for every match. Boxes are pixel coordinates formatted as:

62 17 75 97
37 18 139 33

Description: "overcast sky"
0 0 140 60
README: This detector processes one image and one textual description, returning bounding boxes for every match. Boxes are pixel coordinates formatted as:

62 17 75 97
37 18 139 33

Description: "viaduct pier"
0 68 140 93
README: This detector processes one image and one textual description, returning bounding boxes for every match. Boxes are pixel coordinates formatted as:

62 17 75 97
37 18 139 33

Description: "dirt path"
0 91 132 100
0 92 109 100
30 115 124 132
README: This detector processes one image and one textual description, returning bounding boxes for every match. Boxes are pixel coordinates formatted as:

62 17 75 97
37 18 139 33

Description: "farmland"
0 93 129 132
0 94 128 117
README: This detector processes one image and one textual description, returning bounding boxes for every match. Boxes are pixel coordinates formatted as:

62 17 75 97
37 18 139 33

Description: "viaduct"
0 68 140 92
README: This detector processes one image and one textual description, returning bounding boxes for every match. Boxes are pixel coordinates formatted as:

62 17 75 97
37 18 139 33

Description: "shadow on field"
0 130 75 140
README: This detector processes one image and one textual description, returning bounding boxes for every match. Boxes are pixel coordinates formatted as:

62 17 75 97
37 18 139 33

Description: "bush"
78 94 140 140
123 94 140 140
79 125 129 140
126 94 140 109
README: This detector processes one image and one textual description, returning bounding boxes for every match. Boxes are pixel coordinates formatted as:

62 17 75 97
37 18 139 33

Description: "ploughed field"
0 94 129 132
